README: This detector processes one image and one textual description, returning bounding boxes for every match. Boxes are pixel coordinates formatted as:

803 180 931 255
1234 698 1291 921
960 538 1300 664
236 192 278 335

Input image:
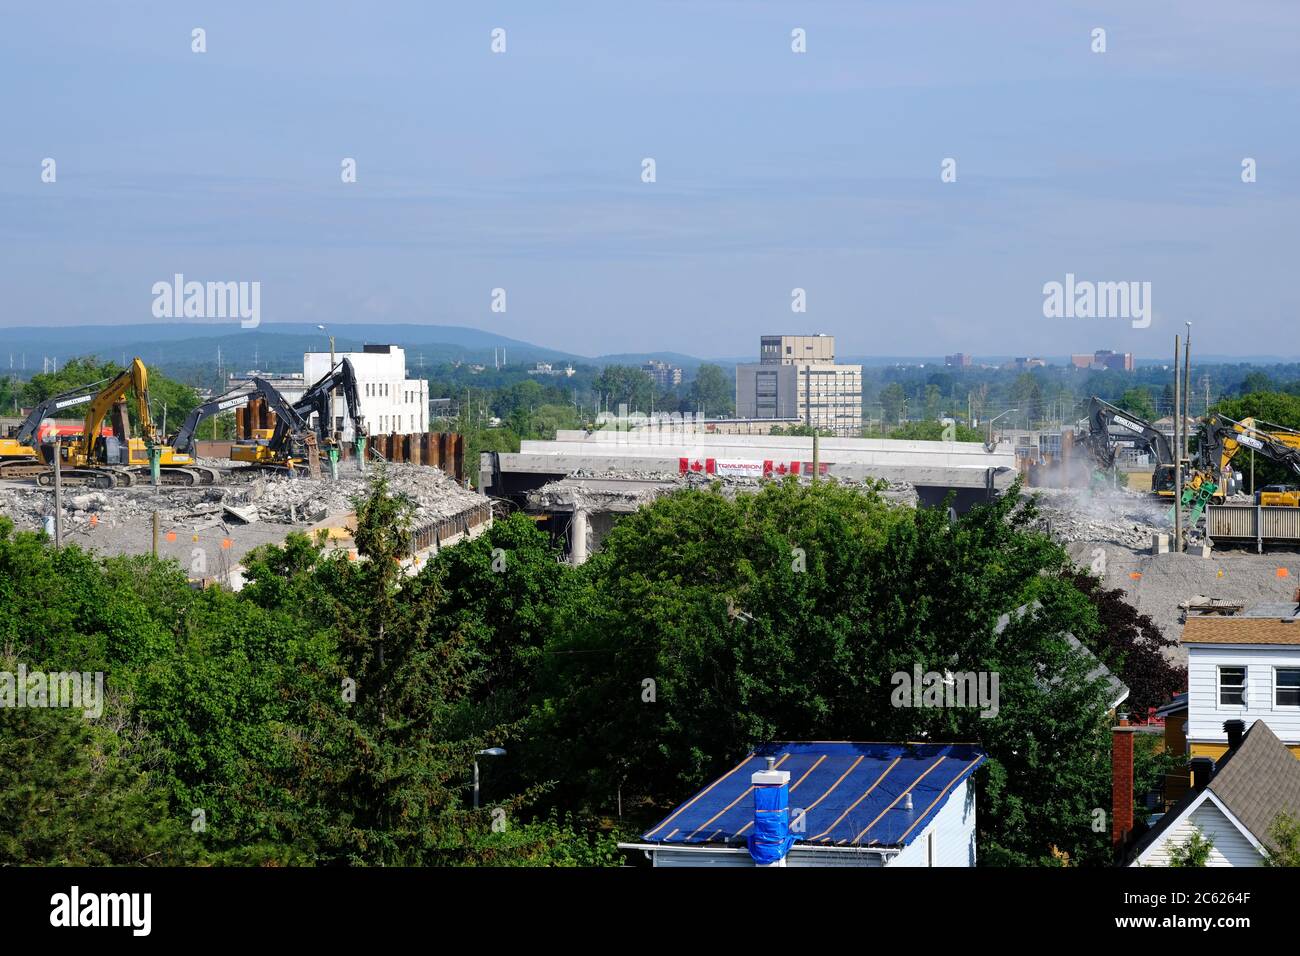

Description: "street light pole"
987 409 1018 448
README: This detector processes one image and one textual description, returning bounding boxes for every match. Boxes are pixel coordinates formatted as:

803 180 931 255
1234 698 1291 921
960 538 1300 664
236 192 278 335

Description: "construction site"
6 340 1300 653
0 355 490 587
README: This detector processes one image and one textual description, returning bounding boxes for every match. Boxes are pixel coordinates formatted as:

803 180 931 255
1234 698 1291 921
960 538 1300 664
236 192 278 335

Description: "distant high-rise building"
735 334 862 435
1006 357 1046 371
944 353 972 368
641 360 683 387
1072 350 1134 371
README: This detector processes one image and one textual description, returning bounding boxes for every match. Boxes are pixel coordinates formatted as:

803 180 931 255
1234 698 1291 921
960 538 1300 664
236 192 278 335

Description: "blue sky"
2 1 1298 357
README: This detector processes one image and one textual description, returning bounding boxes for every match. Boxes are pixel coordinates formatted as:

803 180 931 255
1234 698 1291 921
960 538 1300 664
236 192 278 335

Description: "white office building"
303 344 428 439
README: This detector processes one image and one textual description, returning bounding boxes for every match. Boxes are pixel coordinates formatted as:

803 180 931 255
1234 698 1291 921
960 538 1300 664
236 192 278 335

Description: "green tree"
879 382 906 427
689 364 734 417
924 384 942 421
530 479 1127 865
1167 830 1215 867
1118 387 1156 422
594 365 653 413
1264 811 1300 867
20 356 201 434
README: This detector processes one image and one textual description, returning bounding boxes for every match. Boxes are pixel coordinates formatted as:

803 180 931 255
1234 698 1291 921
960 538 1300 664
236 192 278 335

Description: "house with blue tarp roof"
619 741 986 867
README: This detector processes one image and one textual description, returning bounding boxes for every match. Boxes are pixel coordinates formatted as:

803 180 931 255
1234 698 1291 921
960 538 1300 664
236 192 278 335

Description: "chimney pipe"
748 757 793 867
1111 714 1135 853
1224 719 1245 752
1189 757 1216 792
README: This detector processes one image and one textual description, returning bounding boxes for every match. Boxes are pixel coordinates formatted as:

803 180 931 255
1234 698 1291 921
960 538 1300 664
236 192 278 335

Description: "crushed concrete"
1027 486 1180 550
530 469 920 513
0 462 485 536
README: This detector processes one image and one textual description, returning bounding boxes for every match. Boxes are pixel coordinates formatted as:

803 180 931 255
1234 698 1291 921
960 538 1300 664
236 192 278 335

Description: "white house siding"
1136 799 1263 867
651 845 888 868
650 779 975 868
890 780 977 867
1187 645 1300 748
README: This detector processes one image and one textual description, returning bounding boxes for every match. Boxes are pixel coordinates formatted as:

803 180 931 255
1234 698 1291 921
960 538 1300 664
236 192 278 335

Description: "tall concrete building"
735 334 863 435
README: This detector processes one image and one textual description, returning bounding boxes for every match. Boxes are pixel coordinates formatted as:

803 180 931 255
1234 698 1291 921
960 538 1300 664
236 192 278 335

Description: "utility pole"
1183 322 1192 466
51 437 63 549
1173 334 1183 554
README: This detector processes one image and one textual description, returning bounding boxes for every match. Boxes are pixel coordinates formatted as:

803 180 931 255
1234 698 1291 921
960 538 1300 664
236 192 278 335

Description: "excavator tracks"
33 465 224 489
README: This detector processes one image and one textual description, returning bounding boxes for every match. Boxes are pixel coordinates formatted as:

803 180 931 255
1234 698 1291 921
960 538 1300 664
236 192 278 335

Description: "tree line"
1 473 1184 866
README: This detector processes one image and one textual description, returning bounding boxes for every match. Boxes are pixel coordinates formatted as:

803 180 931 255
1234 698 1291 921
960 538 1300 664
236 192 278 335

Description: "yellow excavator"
38 358 221 488
1227 420 1300 507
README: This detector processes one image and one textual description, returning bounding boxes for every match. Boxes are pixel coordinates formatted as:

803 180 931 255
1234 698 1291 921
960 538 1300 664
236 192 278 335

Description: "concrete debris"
0 462 485 535
222 505 260 525
549 467 919 508
1027 486 1179 550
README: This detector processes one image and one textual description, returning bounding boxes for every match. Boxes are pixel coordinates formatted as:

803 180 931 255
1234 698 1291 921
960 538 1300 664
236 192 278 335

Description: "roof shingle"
1182 617 1300 645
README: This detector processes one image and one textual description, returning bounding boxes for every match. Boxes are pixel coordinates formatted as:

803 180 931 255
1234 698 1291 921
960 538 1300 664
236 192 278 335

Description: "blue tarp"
643 741 986 851
747 783 798 864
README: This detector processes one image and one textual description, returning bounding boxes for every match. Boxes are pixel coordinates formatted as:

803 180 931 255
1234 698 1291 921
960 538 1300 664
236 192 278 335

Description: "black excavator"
169 389 257 458
225 378 321 476
1082 396 1177 494
0 380 104 478
291 357 367 453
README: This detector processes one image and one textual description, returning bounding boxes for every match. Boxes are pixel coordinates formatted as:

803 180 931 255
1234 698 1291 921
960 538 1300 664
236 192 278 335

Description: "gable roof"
641 741 985 849
1205 721 1300 849
1127 720 1300 862
1183 617 1300 645
995 603 1130 709
1154 692 1187 719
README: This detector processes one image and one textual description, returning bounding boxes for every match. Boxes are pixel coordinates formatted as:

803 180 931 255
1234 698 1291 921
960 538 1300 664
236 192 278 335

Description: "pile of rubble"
532 468 919 511
1027 486 1177 549
0 462 484 535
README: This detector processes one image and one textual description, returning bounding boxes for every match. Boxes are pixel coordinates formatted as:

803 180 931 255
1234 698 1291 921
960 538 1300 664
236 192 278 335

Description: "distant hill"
0 322 727 376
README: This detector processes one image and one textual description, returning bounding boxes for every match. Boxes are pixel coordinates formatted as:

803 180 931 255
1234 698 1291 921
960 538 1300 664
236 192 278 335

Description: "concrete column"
570 508 589 566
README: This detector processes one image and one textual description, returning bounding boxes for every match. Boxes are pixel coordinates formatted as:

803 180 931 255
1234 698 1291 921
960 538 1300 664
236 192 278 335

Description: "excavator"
169 389 255 458
0 380 104 478
170 361 367 477
37 358 220 488
1083 397 1177 495
1196 417 1300 508
228 377 322 476
290 357 366 454
1168 414 1253 524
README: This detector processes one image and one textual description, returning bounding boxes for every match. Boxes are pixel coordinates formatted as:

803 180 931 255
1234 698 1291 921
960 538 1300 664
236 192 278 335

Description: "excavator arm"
10 380 106 446
170 390 253 456
68 358 156 463
292 357 366 443
1084 396 1173 470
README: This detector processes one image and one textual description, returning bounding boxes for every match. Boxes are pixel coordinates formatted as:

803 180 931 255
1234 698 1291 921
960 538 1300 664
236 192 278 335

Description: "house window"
1219 666 1247 706
1276 668 1300 708
927 830 935 866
